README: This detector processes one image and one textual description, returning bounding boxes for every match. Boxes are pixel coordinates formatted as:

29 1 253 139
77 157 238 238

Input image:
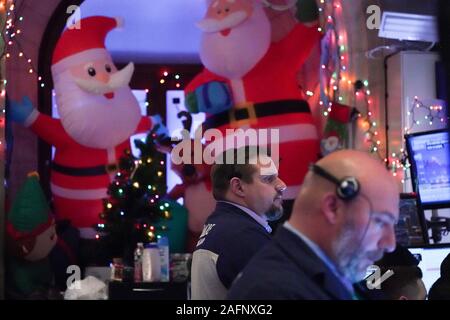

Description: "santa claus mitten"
9 96 39 127
296 0 319 22
186 81 233 115
150 115 169 137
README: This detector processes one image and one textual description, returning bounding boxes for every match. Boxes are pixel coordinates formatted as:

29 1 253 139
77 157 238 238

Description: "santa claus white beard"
53 71 141 149
199 5 271 80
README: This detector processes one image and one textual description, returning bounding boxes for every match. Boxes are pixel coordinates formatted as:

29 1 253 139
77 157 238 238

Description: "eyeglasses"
357 193 398 229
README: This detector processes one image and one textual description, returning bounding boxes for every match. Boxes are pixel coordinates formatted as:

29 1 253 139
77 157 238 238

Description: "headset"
309 164 360 201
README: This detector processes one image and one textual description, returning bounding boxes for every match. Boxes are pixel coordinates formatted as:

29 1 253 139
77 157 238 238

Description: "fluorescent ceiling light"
379 11 439 42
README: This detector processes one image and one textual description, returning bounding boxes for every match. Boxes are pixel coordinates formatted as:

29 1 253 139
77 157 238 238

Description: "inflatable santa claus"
182 0 321 222
11 16 164 237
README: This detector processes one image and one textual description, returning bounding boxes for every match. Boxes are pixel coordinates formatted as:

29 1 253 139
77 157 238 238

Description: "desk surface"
108 281 189 300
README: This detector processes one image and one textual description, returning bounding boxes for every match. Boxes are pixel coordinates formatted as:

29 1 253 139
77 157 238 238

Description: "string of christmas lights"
159 69 182 88
319 0 383 161
319 0 350 118
0 0 10 153
354 80 381 155
3 0 37 77
405 96 446 133
385 97 447 181
352 80 408 180
389 97 447 182
317 0 418 183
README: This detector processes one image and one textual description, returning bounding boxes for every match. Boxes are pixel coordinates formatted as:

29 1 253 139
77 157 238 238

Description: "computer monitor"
395 193 428 245
405 129 450 210
408 245 450 293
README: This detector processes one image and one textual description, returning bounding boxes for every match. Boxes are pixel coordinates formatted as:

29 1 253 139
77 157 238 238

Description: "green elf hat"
6 172 54 240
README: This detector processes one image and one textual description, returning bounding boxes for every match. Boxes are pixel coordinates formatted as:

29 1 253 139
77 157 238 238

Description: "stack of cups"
142 243 161 282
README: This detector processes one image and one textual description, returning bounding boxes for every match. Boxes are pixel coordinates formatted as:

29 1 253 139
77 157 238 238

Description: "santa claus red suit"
186 0 321 200
21 17 155 235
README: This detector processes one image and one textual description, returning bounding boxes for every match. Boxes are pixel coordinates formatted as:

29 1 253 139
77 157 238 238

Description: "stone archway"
3 0 82 298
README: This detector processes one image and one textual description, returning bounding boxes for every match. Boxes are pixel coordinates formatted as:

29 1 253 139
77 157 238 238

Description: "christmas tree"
95 129 177 264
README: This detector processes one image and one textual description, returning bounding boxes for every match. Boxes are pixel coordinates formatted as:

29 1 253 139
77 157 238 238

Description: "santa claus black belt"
52 162 118 176
202 99 311 130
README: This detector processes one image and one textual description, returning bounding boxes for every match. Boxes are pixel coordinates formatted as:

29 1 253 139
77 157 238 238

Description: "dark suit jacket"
191 201 272 299
227 225 354 300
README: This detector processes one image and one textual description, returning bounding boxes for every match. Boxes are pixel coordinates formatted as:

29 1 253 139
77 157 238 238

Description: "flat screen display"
405 129 450 209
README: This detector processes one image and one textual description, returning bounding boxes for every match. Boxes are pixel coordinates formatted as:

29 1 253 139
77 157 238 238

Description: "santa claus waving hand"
11 16 166 238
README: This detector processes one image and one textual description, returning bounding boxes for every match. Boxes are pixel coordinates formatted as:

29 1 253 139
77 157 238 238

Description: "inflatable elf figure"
5 172 58 299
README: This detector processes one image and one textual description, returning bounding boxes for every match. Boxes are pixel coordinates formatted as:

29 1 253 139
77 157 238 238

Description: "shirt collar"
218 201 272 233
283 221 355 296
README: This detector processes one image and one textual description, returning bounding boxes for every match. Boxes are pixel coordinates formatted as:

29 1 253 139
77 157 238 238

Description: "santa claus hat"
51 16 122 75
328 102 358 123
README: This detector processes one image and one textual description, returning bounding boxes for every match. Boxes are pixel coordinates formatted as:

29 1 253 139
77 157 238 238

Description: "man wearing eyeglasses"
228 149 399 300
190 146 287 300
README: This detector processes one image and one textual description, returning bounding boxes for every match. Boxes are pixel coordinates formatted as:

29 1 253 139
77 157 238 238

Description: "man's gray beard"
332 223 368 283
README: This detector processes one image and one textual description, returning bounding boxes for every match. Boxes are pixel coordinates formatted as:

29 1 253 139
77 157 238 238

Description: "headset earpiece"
310 164 360 201
335 176 360 201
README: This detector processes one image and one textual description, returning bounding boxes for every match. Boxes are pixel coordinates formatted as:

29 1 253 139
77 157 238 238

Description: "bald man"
227 150 400 300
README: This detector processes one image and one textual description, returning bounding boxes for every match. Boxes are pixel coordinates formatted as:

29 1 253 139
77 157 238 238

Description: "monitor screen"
405 129 450 209
408 246 450 293
395 194 427 246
